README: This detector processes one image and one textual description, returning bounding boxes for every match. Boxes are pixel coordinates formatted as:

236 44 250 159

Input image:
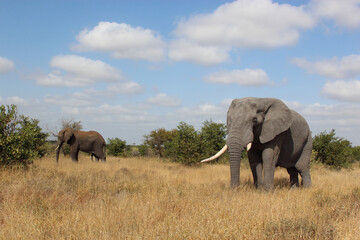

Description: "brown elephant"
55 128 106 162
201 97 312 191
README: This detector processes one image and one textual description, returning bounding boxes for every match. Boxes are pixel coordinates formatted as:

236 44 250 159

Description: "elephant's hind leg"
287 167 299 188
295 136 312 188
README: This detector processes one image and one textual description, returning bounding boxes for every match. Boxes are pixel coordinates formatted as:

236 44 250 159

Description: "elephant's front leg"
70 145 79 162
262 148 279 191
248 150 263 188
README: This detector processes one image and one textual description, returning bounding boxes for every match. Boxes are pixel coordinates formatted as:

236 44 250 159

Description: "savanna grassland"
0 156 359 239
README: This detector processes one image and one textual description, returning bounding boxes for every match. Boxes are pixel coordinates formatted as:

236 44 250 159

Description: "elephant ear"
259 99 293 144
64 128 75 144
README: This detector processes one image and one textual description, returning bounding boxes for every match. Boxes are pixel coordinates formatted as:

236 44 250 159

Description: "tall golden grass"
0 156 359 239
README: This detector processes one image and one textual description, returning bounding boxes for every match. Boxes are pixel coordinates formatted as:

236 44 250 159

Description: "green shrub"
312 129 353 169
0 104 48 168
199 120 227 160
144 128 176 157
107 137 127 156
165 122 201 165
138 144 149 156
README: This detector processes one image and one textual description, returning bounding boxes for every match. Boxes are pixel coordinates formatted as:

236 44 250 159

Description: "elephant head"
202 97 293 188
55 128 75 162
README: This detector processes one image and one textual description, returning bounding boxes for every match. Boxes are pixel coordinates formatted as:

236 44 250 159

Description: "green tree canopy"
144 128 176 157
0 104 48 167
165 122 201 165
107 138 127 156
312 129 353 168
199 120 227 159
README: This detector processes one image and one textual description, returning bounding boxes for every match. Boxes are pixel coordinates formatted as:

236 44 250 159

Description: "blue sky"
1 0 360 145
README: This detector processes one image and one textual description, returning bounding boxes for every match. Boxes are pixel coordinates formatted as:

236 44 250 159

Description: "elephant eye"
252 117 258 124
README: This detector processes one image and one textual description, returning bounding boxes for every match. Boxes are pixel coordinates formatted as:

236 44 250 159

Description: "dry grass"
0 156 359 239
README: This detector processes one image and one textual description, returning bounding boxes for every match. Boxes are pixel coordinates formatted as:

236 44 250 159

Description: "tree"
107 138 127 156
144 128 176 157
312 129 353 168
138 144 149 156
0 104 48 168
165 122 201 165
199 120 227 160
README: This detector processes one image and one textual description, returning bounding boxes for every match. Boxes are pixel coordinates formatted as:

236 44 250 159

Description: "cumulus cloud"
292 55 360 79
106 81 144 95
73 22 165 61
0 57 15 73
322 80 360 102
44 92 94 107
1 96 27 106
310 0 360 29
34 55 124 87
168 39 230 66
169 0 315 65
203 69 269 86
147 93 182 107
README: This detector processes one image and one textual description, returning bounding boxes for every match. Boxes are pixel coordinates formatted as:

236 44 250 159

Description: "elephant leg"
287 167 299 188
262 148 279 192
248 150 263 188
299 169 311 188
70 145 79 162
295 138 312 188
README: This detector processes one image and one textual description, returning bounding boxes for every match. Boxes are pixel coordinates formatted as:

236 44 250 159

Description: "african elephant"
55 128 106 162
201 97 312 191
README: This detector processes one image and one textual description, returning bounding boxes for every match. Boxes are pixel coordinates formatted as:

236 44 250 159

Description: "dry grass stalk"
0 156 359 239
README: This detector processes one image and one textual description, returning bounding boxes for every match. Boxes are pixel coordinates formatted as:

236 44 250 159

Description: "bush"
312 129 353 169
138 144 149 156
199 120 227 160
0 104 48 168
144 128 176 157
107 137 127 156
165 122 201 165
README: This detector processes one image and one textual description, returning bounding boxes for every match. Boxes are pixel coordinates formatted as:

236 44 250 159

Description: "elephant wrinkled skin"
202 97 312 191
56 128 106 162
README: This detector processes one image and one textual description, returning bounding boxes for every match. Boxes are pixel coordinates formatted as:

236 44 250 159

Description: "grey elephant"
55 128 106 162
201 97 312 191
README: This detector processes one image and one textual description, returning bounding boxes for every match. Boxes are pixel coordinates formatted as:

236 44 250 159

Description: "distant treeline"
1 104 360 169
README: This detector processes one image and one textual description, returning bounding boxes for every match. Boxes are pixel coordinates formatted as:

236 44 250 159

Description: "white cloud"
310 0 360 29
172 0 315 53
168 39 230 66
322 80 360 102
106 81 144 95
73 22 165 61
176 103 227 119
0 57 15 73
44 92 94 107
147 93 182 107
35 55 123 87
203 69 269 86
1 96 27 106
292 55 360 79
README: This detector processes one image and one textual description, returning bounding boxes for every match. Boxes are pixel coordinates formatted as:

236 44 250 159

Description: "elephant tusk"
55 145 59 151
247 143 252 152
201 145 228 163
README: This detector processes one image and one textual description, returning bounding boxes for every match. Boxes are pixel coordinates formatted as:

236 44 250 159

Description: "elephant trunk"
227 130 253 188
228 142 244 188
55 142 63 162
